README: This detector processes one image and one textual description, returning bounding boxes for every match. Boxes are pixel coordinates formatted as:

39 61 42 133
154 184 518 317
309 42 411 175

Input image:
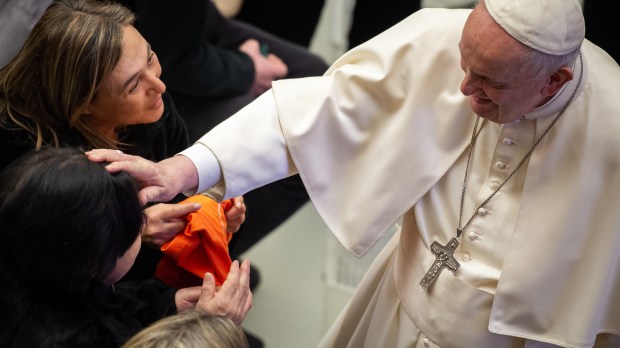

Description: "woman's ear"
541 66 574 97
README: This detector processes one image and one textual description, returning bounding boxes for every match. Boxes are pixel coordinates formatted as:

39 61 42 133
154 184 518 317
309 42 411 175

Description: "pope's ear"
541 66 574 97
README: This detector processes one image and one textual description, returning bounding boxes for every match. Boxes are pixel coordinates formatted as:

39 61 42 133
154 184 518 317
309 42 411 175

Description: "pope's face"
458 3 549 124
87 26 166 136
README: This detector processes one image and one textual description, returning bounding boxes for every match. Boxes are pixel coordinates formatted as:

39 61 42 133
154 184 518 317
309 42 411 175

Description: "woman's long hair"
0 0 135 150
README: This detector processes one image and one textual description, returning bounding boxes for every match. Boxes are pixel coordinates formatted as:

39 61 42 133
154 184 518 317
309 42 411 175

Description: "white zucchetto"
485 0 585 55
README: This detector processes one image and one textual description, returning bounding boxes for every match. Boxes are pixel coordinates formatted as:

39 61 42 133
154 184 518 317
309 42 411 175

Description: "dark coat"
0 261 176 347
116 0 255 99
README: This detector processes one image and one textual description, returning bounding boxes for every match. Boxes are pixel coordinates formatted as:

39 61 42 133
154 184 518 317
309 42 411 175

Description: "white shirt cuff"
178 143 221 196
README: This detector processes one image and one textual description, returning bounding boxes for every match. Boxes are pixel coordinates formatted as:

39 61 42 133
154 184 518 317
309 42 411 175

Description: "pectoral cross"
419 237 461 290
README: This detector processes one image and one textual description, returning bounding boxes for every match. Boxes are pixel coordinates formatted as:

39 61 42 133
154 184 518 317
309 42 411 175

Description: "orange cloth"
155 195 233 288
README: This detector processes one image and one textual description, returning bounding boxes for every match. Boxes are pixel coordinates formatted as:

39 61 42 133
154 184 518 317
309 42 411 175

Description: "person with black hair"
0 147 252 347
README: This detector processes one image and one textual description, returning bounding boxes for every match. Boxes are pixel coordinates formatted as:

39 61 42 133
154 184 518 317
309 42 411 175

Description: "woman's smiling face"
86 25 166 137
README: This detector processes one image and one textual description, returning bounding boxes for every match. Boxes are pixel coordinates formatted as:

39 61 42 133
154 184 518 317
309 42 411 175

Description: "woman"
0 0 245 278
0 147 252 347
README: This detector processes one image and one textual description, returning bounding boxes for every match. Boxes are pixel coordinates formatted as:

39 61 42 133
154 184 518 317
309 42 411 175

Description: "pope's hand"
85 150 198 205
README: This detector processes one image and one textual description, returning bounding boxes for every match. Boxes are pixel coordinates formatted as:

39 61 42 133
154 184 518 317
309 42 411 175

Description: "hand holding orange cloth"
155 195 233 289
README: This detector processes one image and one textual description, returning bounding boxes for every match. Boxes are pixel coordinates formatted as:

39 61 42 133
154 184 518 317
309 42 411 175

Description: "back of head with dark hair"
0 147 144 294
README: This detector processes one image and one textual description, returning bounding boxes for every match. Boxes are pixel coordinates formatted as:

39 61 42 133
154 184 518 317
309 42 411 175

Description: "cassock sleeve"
181 91 296 200
186 9 474 257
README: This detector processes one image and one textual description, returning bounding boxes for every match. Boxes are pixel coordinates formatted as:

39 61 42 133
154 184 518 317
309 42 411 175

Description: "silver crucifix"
419 237 461 290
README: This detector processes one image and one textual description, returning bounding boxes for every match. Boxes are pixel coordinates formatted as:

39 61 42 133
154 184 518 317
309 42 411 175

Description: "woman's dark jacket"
0 261 176 347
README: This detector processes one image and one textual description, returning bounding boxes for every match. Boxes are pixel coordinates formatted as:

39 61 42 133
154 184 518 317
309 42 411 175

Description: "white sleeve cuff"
178 143 221 196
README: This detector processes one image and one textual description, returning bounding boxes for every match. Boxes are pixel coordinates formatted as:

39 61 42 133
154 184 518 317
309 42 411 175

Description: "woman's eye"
129 78 140 93
148 51 154 65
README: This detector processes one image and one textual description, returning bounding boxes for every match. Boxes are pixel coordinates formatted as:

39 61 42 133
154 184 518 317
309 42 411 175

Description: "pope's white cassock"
180 8 620 348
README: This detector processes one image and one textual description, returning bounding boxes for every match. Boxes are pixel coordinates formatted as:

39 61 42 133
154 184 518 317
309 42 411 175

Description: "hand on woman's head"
86 149 199 205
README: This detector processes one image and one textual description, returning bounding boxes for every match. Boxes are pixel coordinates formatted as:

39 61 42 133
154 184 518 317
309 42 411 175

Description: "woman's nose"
146 72 166 94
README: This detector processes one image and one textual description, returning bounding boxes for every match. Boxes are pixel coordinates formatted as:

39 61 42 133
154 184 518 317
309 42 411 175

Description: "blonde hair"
0 0 134 150
122 310 249 348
